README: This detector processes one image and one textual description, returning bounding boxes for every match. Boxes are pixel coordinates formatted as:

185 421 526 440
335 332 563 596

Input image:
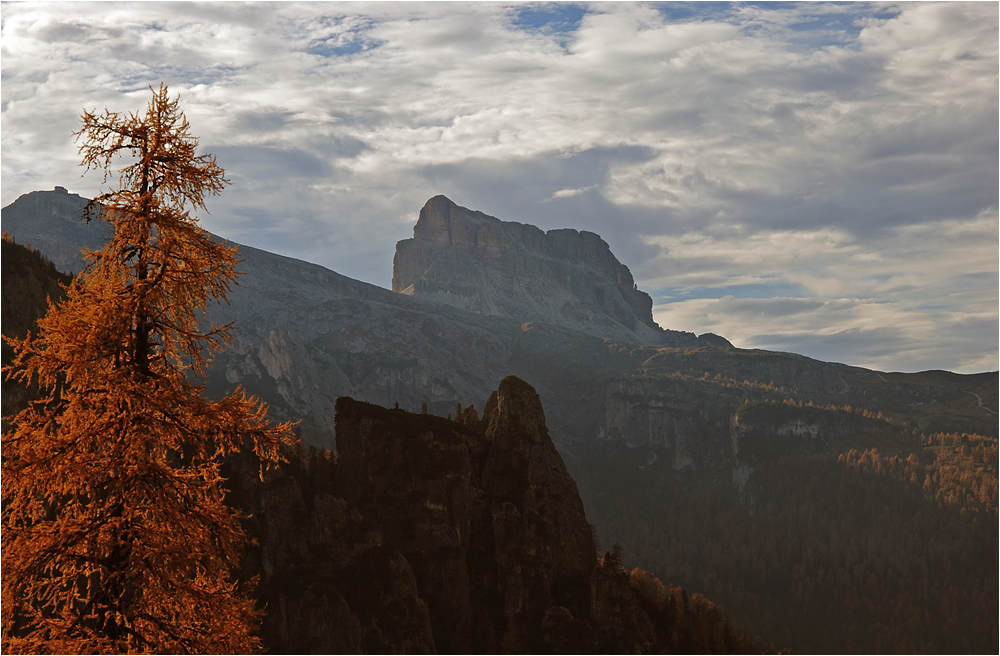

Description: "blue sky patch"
305 39 374 58
653 2 902 49
511 3 587 35
653 280 808 303
653 2 737 23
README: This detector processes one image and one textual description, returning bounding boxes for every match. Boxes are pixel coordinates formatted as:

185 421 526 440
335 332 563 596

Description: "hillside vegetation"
582 390 997 653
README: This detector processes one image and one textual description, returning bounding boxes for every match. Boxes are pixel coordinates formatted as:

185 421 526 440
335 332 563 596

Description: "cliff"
226 377 766 654
393 195 706 347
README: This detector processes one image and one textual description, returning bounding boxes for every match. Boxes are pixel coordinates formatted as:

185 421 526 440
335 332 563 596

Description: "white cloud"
548 185 595 200
1 1 996 373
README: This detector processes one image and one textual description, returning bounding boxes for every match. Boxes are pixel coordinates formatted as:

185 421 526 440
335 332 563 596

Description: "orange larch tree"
1 84 294 653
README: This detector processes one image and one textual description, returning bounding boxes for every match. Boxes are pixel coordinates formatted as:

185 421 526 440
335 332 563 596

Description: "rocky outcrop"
393 195 705 347
227 377 765 654
478 377 597 652
332 376 597 653
334 397 480 652
223 449 438 654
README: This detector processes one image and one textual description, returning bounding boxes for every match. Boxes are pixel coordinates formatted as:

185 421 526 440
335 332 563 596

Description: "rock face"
335 376 596 653
604 377 739 471
478 377 597 652
599 346 856 470
224 443 438 654
393 195 701 346
227 377 765 654
727 400 909 508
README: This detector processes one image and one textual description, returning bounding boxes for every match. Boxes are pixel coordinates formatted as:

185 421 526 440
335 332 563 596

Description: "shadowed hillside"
0 235 72 421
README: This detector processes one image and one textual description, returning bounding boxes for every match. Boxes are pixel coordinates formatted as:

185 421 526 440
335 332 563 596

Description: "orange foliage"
839 435 998 513
2 85 295 653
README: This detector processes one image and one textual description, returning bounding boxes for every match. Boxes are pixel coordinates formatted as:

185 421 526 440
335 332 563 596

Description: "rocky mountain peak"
328 376 601 652
411 194 495 248
411 196 619 274
393 196 700 346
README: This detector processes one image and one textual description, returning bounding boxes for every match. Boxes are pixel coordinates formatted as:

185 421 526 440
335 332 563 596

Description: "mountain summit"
393 196 713 346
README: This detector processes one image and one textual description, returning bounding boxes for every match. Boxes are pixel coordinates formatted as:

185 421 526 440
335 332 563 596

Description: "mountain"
3 187 994 463
393 195 723 347
0 189 549 447
0 187 111 274
1 189 727 449
9 189 992 450
3 188 997 652
0 234 72 346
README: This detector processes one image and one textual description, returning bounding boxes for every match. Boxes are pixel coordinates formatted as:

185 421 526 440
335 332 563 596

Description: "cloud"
549 187 591 200
1 1 996 373
649 211 998 373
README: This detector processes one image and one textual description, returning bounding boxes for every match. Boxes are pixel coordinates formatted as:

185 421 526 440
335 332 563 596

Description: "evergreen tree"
1 84 293 653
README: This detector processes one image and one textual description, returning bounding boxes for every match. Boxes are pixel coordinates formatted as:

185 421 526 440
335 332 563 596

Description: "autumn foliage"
2 85 294 653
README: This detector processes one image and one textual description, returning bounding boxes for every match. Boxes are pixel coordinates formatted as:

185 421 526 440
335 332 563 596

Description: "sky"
2 1 997 374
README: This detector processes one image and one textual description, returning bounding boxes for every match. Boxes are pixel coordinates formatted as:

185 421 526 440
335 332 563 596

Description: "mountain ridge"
0 189 733 448
3 189 994 453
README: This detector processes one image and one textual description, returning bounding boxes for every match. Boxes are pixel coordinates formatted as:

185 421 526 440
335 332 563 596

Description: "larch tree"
1 84 294 654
